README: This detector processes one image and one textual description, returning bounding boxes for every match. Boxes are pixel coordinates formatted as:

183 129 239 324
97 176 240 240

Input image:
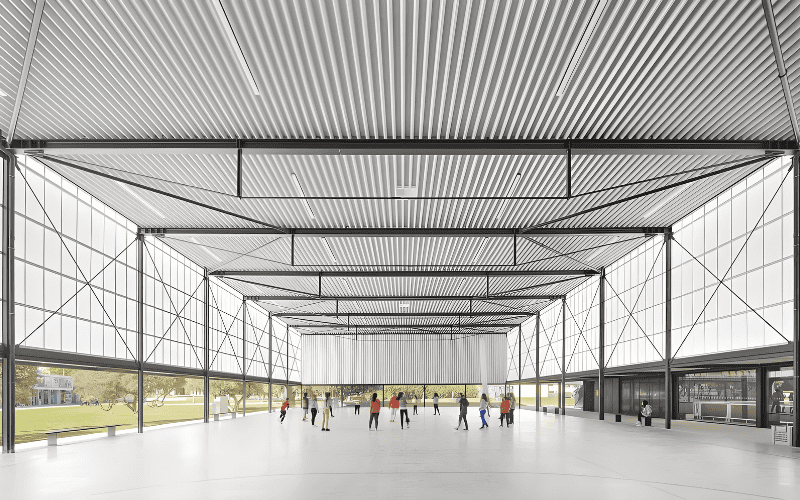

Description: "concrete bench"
45 425 121 446
213 411 237 422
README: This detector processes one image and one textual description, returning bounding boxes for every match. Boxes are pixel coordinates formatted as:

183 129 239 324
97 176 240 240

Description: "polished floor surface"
1 406 799 499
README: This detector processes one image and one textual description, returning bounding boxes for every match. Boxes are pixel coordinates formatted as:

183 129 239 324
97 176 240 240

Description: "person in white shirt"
321 392 333 431
479 394 491 429
412 394 419 415
432 393 440 415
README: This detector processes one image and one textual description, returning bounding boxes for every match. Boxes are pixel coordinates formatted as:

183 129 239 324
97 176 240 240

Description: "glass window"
676 370 756 426
144 373 204 428
767 367 794 426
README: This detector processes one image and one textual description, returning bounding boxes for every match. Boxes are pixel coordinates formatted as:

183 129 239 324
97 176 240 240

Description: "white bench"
213 411 237 422
45 425 121 446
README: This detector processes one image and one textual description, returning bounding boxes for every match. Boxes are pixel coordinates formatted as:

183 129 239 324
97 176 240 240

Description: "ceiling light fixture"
399 302 410 309
117 182 166 218
291 173 316 219
643 184 690 219
396 186 418 198
322 237 337 263
555 0 608 97
211 0 260 95
496 173 522 219
0 89 8 98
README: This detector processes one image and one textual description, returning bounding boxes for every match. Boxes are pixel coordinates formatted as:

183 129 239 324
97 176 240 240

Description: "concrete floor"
1 406 799 499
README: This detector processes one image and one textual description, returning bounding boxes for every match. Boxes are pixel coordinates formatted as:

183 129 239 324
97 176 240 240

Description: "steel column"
268 312 273 413
535 313 540 411
242 298 246 417
203 269 210 424
518 325 522 389
561 298 566 415
599 268 605 420
794 154 799 447
136 233 144 434
2 153 16 453
665 230 673 430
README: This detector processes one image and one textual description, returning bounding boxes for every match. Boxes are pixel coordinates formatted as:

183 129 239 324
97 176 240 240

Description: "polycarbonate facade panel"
603 235 666 368
520 317 536 380
243 302 270 379
301 333 505 385
671 157 794 358
142 236 204 369
565 276 600 374
506 327 520 382
538 300 563 377
208 277 244 374
270 317 289 381
15 156 138 360
287 326 301 382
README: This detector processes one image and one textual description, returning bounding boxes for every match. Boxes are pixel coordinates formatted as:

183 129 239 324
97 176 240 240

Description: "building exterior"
30 373 75 406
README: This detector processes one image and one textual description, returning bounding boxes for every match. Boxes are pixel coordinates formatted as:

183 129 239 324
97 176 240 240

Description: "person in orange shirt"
279 398 289 423
389 393 399 422
500 397 511 427
369 393 381 431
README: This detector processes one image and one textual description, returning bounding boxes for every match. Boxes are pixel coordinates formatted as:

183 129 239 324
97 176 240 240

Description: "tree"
210 379 244 413
144 374 187 407
15 366 40 405
71 370 137 412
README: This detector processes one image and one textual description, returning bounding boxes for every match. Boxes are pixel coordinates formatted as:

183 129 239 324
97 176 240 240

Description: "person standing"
389 393 399 422
309 392 319 426
412 394 418 415
321 392 333 431
302 392 309 422
398 392 410 429
508 393 516 425
432 393 440 415
369 393 381 430
354 395 361 415
455 393 469 430
280 398 289 424
479 394 490 429
500 397 510 427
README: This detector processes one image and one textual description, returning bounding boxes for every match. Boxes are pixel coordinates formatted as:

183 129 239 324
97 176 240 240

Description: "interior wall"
301 333 506 385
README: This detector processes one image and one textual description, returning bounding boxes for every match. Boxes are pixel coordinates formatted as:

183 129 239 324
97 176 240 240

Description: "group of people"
280 390 519 432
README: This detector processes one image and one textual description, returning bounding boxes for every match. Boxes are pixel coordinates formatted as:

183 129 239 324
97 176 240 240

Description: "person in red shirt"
280 398 289 423
369 393 381 430
500 397 511 427
389 393 399 422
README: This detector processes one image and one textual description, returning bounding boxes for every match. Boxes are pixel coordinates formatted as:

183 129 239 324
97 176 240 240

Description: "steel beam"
136 233 144 434
247 294 560 301
9 138 798 156
535 313 540 411
242 298 246 417
2 153 16 453
268 312 272 414
297 324 517 330
561 297 566 415
762 0 800 142
6 0 46 142
273 312 534 318
213 270 597 278
143 227 670 237
203 269 210 424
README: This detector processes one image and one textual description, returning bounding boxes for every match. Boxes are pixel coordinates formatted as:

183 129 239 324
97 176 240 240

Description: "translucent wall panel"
287 326 301 382
15 157 138 359
208 278 244 374
565 276 600 374
520 319 536 379
671 158 793 358
506 327 520 381
538 300 564 377
270 317 289 381
143 237 204 369
243 303 270 379
603 235 665 368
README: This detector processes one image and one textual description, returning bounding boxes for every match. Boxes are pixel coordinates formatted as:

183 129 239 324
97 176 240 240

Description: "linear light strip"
642 184 690 219
555 0 608 97
211 0 260 95
117 182 165 218
290 173 316 219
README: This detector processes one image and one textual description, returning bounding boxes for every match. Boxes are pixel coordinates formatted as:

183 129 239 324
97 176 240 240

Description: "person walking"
321 392 333 431
455 393 469 430
369 393 381 431
389 393 399 422
432 393 440 415
308 392 319 426
280 398 289 424
479 394 491 429
412 394 418 415
500 396 510 427
354 395 361 415
398 392 410 429
302 392 309 422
